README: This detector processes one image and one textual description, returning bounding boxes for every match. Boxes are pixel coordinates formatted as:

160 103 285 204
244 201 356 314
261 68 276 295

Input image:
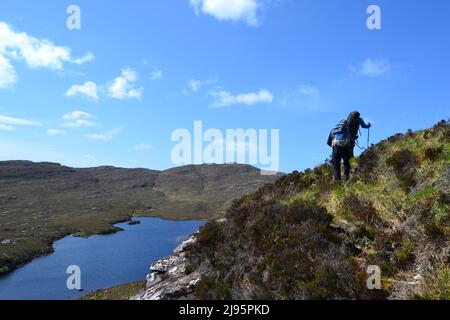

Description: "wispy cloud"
85 133 112 141
61 119 95 127
47 129 66 136
66 81 99 101
211 89 274 107
350 58 391 77
61 111 95 127
189 79 202 92
71 52 95 65
184 78 218 94
0 123 14 131
280 84 331 112
298 85 320 98
190 0 266 27
107 68 143 100
151 70 163 80
85 128 122 141
0 114 41 126
62 111 91 120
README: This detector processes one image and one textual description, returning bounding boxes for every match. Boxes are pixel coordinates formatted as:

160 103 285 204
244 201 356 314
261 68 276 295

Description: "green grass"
414 268 450 300
279 187 319 205
0 266 10 274
80 281 146 300
433 203 449 224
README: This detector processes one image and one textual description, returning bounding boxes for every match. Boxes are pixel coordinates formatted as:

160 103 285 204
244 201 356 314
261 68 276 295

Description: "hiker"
346 111 372 156
327 120 352 181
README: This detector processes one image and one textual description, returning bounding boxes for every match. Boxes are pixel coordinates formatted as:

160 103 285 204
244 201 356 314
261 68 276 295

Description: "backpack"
347 111 361 137
331 123 351 148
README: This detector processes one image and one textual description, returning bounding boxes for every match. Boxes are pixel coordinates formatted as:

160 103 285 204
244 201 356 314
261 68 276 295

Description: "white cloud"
0 22 94 84
0 54 17 88
133 144 152 151
71 52 95 65
0 114 41 126
190 0 263 26
61 111 94 127
62 110 91 120
350 58 391 77
211 89 273 107
66 81 99 101
107 68 143 99
47 129 66 136
298 85 320 98
151 70 163 80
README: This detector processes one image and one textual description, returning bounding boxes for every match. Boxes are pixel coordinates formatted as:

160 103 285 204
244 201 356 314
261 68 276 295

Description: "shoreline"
0 214 207 278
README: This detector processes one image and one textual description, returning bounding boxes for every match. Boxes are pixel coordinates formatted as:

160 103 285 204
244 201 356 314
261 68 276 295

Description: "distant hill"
137 120 449 300
0 162 282 275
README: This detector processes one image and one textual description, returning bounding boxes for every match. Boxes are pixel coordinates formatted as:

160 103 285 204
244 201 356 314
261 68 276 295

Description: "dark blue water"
0 218 204 300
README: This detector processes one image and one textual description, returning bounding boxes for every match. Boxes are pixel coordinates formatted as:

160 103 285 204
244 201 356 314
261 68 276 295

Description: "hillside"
137 121 449 300
0 163 281 275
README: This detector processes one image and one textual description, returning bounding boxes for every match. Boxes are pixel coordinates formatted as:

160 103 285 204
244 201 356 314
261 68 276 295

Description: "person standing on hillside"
327 112 372 182
347 111 372 157
327 120 353 181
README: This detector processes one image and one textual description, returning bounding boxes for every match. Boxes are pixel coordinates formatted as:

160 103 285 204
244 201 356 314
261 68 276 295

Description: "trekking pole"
367 127 370 149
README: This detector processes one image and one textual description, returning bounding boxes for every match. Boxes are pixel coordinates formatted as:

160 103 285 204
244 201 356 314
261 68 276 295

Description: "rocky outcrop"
134 234 201 300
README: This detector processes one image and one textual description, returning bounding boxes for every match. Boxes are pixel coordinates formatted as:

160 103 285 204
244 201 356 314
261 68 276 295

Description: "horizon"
1 118 447 172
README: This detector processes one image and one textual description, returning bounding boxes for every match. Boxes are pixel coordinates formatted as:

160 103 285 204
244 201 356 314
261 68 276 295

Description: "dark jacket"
349 117 371 139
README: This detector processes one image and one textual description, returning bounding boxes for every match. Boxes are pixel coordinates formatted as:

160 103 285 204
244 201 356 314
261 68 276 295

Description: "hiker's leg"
350 141 355 158
332 147 342 181
343 147 351 180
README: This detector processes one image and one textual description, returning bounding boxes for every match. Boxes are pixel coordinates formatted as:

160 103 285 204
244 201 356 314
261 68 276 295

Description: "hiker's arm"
327 132 333 147
359 118 371 129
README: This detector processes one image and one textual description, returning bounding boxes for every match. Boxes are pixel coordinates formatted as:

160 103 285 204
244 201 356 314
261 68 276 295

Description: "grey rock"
134 234 201 300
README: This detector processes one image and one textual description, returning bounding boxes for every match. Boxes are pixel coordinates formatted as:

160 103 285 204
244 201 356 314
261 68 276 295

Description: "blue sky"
0 0 449 173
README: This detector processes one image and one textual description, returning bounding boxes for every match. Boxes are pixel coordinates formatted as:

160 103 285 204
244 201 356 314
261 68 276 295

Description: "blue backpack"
331 122 351 147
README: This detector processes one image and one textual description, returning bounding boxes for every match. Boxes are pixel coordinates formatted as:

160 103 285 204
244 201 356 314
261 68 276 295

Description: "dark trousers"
332 145 352 181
